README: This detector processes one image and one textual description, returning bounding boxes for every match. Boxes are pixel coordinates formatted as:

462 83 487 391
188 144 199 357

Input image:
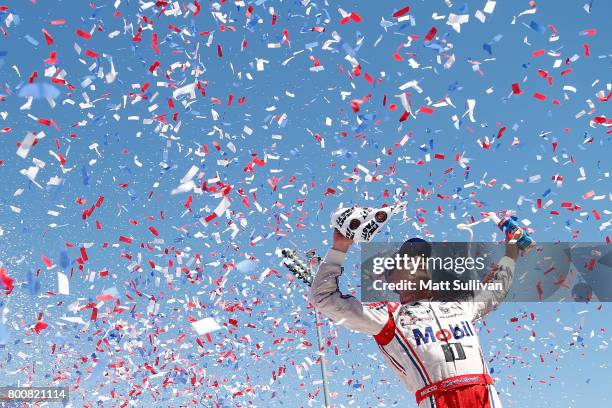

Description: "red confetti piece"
151 33 160 53
0 267 14 294
393 6 410 18
45 51 57 65
34 321 49 334
399 110 410 122
42 29 54 45
149 60 160 73
76 28 92 40
536 281 543 300
424 27 437 42
42 255 53 268
119 235 133 244
100 293 118 302
593 116 607 124
80 247 88 262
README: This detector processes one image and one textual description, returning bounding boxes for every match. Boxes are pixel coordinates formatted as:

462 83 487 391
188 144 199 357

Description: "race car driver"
309 230 520 408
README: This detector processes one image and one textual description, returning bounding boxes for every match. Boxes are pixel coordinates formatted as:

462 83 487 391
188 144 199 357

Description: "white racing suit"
309 249 516 408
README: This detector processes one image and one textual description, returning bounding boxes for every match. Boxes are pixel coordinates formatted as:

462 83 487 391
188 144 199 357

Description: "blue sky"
0 0 610 406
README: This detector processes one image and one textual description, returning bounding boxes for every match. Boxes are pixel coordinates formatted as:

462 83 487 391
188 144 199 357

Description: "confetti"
0 1 608 407
191 317 222 336
57 271 69 295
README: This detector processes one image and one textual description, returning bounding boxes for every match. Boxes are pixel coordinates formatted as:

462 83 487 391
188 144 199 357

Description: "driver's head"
385 238 432 292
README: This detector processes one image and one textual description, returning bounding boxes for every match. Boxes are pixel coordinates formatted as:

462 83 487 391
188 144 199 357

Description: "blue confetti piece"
529 21 546 34
0 322 8 346
456 3 469 13
60 250 70 270
448 81 460 92
24 34 39 46
81 165 90 185
23 270 40 296
398 22 411 31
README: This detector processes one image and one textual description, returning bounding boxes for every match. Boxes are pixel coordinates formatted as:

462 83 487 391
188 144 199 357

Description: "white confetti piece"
192 317 221 335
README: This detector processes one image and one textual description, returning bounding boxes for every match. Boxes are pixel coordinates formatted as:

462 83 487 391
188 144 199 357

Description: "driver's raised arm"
309 232 389 335
465 233 520 322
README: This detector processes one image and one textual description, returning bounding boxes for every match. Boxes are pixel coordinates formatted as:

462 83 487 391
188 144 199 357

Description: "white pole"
310 257 331 408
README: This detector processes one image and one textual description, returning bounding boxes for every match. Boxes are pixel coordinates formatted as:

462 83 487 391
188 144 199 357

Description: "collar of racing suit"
400 295 434 306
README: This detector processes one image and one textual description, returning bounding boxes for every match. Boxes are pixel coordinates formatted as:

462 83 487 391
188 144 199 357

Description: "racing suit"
309 249 516 408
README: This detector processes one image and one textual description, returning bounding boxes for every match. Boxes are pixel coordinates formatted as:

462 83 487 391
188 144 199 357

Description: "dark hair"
384 238 432 282
386 238 474 301
398 237 432 258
